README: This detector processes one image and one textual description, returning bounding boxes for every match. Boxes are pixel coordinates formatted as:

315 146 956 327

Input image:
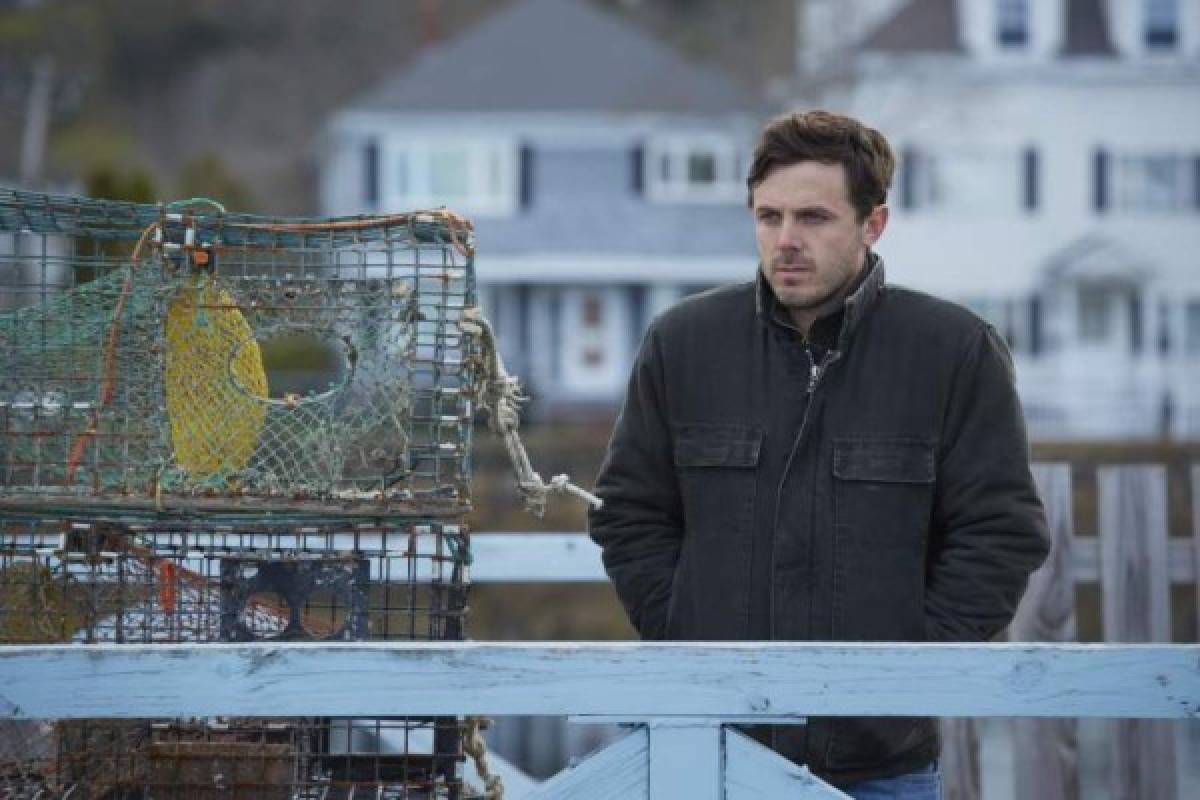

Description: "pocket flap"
833 439 934 483
674 423 762 468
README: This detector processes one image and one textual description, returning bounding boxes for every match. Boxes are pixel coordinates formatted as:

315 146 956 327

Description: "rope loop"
458 306 602 518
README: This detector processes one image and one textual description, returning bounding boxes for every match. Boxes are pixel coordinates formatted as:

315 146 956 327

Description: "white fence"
0 641 1196 799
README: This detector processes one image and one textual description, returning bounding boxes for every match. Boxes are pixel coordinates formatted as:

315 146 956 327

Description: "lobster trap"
0 190 487 798
0 191 477 513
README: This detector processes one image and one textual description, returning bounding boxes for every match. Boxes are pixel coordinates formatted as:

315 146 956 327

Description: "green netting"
0 191 478 519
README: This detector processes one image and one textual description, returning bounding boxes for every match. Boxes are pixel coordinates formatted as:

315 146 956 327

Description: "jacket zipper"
768 346 838 640
765 345 837 754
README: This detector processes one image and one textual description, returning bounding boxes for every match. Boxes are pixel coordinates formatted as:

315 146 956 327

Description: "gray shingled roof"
349 0 760 113
862 0 1116 57
861 0 963 53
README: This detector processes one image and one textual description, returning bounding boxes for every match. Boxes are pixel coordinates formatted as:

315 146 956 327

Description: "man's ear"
863 205 889 247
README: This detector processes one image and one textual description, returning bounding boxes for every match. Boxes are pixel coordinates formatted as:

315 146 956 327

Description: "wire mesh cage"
0 190 477 515
0 190 482 798
0 518 468 798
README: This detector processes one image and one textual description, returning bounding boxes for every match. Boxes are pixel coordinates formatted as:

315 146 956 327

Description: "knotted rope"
459 306 602 518
463 716 503 799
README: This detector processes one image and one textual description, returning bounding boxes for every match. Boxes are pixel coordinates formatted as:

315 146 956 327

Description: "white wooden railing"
0 641 1196 799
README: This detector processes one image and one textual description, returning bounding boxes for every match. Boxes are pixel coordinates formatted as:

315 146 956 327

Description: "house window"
646 136 742 204
898 146 1022 213
688 152 717 185
388 138 517 217
1112 153 1198 212
995 0 1029 47
1186 301 1200 353
1078 287 1112 342
1145 0 1179 49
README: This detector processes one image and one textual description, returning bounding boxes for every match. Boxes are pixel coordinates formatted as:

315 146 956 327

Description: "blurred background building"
318 0 1200 438
797 0 1200 441
320 0 762 413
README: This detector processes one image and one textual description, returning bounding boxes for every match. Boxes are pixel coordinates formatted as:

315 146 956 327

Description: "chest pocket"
833 438 935 548
673 423 762 542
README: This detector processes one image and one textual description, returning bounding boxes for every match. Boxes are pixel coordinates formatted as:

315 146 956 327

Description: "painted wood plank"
1010 463 1079 800
1098 465 1177 800
469 533 606 582
1193 464 1200 641
939 717 980 800
521 727 647 800
465 533 1199 584
723 728 851 800
0 642 1196 720
464 750 539 798
1070 538 1194 584
647 721 721 800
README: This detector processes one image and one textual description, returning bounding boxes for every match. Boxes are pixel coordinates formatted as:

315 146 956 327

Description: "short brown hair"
747 110 895 220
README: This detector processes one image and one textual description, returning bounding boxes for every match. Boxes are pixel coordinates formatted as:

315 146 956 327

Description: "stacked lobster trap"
0 189 487 798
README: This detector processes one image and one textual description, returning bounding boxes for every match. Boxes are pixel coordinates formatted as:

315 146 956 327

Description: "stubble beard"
769 251 856 314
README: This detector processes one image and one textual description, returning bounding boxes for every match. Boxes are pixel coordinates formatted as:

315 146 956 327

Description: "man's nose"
777 219 802 250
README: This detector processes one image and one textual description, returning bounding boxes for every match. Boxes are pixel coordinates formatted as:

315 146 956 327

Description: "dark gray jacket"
588 256 1049 787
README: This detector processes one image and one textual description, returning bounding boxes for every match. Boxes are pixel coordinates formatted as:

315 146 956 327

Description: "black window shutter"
1158 299 1171 357
1130 292 1143 354
1029 295 1043 356
631 143 644 196
516 284 532 376
899 147 916 210
1022 147 1039 212
364 138 380 208
519 144 534 211
1193 155 1200 210
548 287 561 381
628 284 647 350
1094 148 1109 212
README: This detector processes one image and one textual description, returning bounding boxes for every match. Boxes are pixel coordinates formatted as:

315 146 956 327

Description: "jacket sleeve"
926 324 1050 642
588 322 683 640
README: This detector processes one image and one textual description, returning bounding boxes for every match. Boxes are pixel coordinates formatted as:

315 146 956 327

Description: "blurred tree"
51 120 139 172
175 152 255 212
85 164 156 204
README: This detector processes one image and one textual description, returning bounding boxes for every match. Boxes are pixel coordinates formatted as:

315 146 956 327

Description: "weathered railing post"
1192 464 1200 642
939 717 980 800
1010 462 1080 800
1099 465 1176 800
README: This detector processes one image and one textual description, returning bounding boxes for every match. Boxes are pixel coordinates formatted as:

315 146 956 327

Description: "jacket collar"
755 251 886 351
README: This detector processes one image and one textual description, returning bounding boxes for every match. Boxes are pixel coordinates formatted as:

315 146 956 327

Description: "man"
588 110 1049 797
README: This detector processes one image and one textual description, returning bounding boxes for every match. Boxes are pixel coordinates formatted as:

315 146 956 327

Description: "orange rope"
229 208 476 259
64 222 160 485
156 560 177 614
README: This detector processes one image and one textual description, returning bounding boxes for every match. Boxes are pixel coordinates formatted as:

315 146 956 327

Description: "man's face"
751 161 888 323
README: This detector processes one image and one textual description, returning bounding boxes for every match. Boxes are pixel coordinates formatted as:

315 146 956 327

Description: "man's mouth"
774 259 813 273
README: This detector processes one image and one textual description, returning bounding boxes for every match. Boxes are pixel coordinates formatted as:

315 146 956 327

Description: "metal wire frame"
0 190 479 517
0 190 483 798
0 515 471 798
2 716 465 798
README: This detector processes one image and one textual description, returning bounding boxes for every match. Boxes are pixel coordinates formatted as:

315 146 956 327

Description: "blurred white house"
322 0 1200 441
797 0 1200 439
319 0 763 416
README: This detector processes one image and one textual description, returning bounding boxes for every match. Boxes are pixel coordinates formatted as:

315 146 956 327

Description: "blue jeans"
840 762 942 800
